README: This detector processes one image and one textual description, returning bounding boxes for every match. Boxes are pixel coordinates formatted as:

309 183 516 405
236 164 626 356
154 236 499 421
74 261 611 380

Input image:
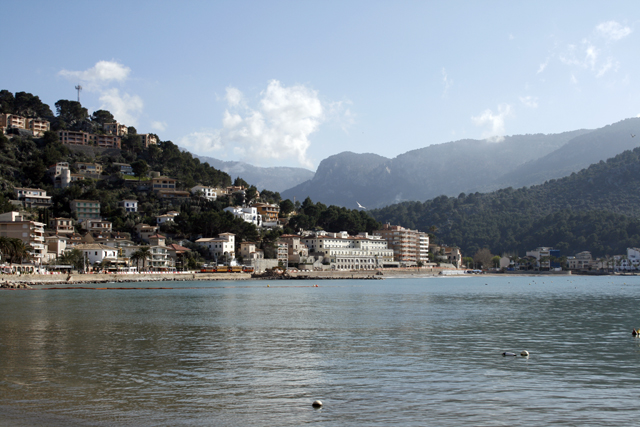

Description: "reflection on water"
2 276 640 426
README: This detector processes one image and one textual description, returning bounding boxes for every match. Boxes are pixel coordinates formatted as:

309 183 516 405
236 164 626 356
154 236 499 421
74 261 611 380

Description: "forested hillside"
371 147 640 257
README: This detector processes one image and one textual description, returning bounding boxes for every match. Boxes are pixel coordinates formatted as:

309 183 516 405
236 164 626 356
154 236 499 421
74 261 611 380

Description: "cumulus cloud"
151 121 167 132
99 88 143 126
471 104 513 142
596 21 632 41
58 61 146 126
58 60 131 90
180 80 341 168
442 68 453 97
519 96 538 108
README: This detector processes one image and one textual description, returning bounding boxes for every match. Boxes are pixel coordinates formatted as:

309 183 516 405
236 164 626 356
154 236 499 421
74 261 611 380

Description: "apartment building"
82 219 113 234
152 176 177 191
28 118 50 137
224 206 261 226
139 134 158 147
49 217 75 234
373 224 420 266
134 223 159 243
240 241 264 262
252 203 279 224
0 211 46 264
70 199 101 221
190 185 220 201
58 130 90 145
75 162 103 176
89 134 121 149
14 187 52 208
195 233 235 261
103 122 128 137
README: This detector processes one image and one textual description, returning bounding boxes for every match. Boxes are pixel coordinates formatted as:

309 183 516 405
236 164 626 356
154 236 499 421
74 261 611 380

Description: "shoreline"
0 268 589 289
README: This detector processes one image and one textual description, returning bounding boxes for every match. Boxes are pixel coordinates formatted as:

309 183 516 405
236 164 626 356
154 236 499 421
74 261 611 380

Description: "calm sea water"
1 275 640 426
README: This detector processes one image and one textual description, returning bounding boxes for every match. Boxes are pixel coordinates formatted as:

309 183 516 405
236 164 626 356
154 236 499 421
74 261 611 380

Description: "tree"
91 109 115 126
245 186 258 204
13 92 53 117
473 248 493 269
491 255 501 269
55 100 88 126
279 199 295 216
131 159 149 180
233 177 249 188
58 249 85 271
0 90 15 114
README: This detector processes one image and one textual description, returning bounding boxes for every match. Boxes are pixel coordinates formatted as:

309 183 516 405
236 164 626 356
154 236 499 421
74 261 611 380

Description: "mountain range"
188 153 314 193
282 118 640 209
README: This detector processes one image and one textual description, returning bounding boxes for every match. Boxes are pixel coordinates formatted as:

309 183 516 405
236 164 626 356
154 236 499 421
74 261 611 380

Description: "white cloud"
519 96 538 108
151 121 167 132
596 21 632 41
99 88 143 127
570 74 578 84
225 86 244 107
180 80 341 168
58 60 131 90
442 68 453 97
471 104 512 142
537 58 549 74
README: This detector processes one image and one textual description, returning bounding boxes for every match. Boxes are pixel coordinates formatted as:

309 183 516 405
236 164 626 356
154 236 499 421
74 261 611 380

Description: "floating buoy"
521 350 529 357
312 400 323 408
633 329 638 337
502 352 517 357
267 284 270 288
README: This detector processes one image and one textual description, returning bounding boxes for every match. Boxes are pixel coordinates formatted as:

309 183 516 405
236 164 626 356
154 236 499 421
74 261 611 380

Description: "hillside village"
0 90 638 276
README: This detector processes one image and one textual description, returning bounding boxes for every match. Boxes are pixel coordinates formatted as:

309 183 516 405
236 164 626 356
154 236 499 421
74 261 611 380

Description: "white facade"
224 206 262 226
120 199 138 212
75 243 119 266
14 187 52 207
195 233 235 261
301 231 394 270
190 185 218 201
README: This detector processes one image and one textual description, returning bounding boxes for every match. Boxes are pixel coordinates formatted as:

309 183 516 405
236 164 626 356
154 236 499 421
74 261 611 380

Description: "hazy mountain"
371 144 640 257
282 118 640 209
188 153 315 192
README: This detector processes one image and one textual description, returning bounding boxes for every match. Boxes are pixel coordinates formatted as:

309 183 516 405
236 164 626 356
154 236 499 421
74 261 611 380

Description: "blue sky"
2 1 639 170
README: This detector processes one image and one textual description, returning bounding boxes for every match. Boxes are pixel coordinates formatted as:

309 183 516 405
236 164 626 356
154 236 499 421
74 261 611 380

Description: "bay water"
1 276 640 426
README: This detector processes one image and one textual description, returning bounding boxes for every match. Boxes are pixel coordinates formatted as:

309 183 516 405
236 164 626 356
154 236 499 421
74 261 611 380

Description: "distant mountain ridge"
185 152 315 193
370 144 640 257
282 118 640 209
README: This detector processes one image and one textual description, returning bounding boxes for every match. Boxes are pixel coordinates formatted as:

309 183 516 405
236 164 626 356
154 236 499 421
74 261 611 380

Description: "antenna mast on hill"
75 85 82 103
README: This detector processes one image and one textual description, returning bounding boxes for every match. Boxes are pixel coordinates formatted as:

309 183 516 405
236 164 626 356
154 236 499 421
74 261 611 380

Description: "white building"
156 211 180 225
14 187 52 208
195 233 235 262
74 243 119 267
301 231 394 270
223 206 261 227
190 185 219 201
119 199 138 213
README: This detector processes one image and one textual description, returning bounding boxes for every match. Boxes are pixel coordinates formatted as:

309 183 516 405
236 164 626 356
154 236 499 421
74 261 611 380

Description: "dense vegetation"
0 90 380 261
371 147 640 258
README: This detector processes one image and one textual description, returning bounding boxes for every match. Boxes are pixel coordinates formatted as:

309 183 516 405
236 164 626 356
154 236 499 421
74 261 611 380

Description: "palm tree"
132 247 152 272
0 236 17 264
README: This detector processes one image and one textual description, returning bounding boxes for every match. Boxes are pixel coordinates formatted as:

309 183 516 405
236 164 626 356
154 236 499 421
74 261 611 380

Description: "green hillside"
371 147 640 257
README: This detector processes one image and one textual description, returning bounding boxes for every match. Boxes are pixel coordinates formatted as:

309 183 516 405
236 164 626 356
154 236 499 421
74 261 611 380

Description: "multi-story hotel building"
301 231 394 270
139 134 158 147
70 200 101 221
103 122 128 137
0 211 46 264
14 187 52 208
49 217 75 234
373 224 430 266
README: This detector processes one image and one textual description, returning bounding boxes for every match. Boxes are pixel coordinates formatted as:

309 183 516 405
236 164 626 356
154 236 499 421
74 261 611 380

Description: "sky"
2 1 640 170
